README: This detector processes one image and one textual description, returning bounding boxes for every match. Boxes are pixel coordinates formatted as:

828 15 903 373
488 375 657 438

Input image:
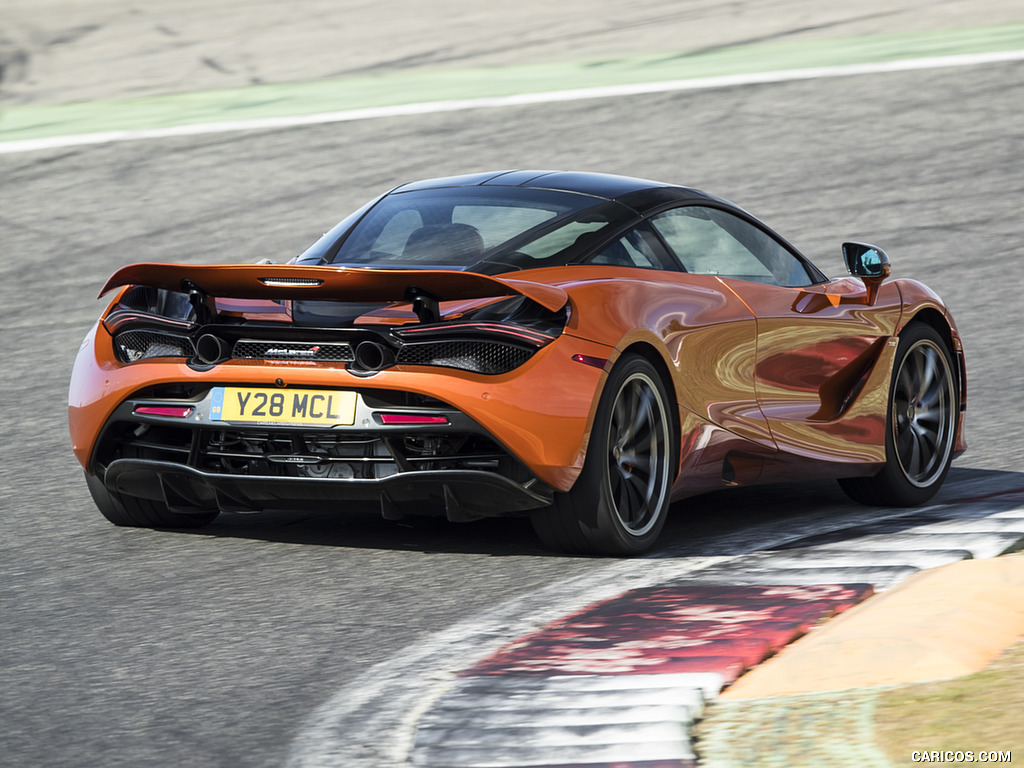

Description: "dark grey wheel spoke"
612 393 630 441
918 422 939 452
623 472 648 524
605 372 671 536
613 470 631 517
898 426 921 476
618 385 654 446
919 349 938 391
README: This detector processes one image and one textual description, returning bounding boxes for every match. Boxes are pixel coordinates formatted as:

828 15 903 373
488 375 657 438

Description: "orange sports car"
69 171 967 555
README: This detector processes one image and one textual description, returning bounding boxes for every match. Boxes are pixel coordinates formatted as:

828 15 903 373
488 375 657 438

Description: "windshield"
302 187 638 274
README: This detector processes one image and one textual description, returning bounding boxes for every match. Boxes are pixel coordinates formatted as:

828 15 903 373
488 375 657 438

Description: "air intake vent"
114 330 196 363
396 341 533 374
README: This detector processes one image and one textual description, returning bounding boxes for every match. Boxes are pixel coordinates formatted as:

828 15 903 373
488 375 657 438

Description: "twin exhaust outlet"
193 334 393 374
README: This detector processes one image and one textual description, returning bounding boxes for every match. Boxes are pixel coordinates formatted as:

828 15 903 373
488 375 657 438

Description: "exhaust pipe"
352 340 395 373
195 333 232 365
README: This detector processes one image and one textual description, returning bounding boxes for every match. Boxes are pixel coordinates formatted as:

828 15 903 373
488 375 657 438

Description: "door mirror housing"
843 242 891 278
842 242 891 305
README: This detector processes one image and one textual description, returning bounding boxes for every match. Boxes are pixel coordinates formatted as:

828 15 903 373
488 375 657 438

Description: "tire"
85 472 219 529
531 354 676 556
839 322 958 507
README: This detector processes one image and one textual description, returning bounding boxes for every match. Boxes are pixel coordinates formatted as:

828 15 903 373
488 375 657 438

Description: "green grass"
874 639 1024 766
693 553 1024 767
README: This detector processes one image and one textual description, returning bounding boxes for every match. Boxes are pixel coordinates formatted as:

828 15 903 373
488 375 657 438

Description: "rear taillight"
378 413 449 425
134 406 194 418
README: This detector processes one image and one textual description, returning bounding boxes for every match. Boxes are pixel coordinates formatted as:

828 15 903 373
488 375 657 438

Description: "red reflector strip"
134 406 194 418
379 413 449 425
571 354 607 369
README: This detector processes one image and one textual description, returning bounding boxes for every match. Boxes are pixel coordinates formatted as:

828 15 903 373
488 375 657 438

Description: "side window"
651 207 813 286
589 227 663 269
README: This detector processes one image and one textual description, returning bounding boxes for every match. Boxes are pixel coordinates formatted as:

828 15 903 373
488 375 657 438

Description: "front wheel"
531 354 676 556
839 322 958 507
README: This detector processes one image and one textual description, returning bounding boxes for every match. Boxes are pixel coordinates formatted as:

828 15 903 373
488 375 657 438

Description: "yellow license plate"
211 387 356 426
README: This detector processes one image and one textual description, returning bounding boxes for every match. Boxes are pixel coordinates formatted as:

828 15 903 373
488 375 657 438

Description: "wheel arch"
902 306 954 353
901 305 966 403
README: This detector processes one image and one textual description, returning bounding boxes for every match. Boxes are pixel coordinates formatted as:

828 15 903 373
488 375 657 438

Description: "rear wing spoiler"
99 263 568 313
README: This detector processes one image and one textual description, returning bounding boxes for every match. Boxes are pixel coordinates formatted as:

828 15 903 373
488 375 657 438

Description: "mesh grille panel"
114 330 195 362
232 340 355 362
396 341 533 374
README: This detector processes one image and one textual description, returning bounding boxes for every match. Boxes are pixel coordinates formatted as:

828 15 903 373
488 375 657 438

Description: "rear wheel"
85 472 219 529
531 354 676 556
839 322 958 506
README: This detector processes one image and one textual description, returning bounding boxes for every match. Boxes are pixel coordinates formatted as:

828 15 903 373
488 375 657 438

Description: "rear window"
319 186 637 273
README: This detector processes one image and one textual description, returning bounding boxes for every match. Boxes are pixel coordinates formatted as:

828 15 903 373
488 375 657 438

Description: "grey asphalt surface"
5 0 1024 107
3 8 1024 768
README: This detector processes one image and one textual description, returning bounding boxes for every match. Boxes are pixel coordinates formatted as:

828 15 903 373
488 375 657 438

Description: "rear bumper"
103 459 553 522
70 320 612 492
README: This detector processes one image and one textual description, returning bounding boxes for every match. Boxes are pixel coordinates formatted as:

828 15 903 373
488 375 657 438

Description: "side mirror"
842 242 891 305
843 242 891 278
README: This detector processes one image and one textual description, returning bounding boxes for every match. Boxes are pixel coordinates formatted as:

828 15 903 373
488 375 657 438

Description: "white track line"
3 49 1024 155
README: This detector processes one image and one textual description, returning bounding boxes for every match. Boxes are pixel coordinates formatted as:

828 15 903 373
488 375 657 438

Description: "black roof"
390 170 725 215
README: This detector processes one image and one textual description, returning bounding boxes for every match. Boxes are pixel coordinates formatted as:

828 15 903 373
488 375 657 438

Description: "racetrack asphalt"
3 3 1024 767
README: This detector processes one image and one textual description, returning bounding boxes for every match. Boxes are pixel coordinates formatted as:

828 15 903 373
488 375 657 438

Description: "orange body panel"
557 268 769 446
722 276 901 465
70 316 613 492
70 261 966 502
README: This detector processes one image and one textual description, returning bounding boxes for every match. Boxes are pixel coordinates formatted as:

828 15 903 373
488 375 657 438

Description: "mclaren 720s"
69 170 966 555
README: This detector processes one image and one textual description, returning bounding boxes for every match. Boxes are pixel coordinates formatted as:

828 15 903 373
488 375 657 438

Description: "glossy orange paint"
721 277 901 464
69 310 611 492
71 260 966 503
536 266 773 447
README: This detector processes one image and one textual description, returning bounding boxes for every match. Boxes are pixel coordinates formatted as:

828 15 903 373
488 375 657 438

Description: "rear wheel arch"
532 348 680 555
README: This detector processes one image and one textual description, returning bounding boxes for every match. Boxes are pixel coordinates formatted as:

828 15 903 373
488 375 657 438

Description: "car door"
649 205 900 465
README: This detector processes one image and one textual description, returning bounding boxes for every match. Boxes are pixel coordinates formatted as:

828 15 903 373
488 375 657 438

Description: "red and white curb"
288 496 1024 768
414 584 871 768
